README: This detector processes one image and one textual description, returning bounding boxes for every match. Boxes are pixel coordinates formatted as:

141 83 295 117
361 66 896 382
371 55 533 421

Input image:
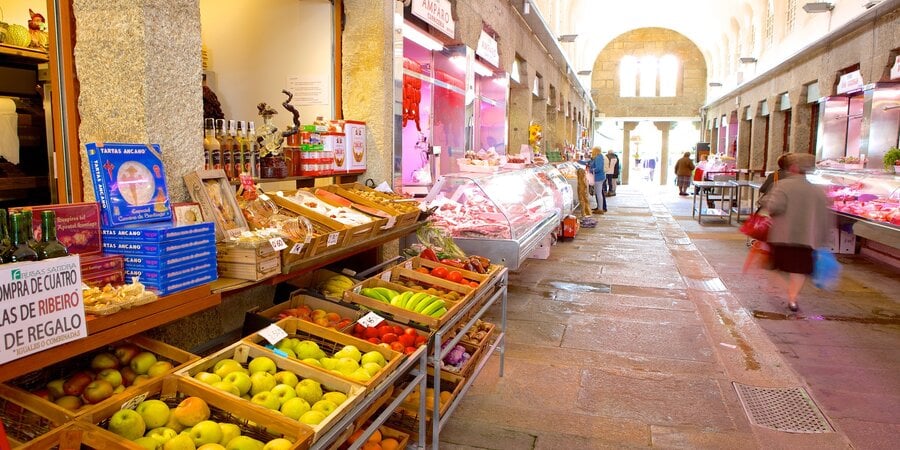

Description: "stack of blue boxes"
87 142 219 296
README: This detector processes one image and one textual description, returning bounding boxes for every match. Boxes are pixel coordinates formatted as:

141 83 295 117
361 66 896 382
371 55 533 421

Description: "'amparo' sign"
0 255 85 365
412 0 454 39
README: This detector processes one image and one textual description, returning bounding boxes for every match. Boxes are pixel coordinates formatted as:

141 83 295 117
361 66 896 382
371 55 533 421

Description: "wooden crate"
270 190 384 247
184 169 249 241
379 266 475 306
279 268 357 303
337 182 422 221
438 340 482 381
174 342 365 443
218 253 281 281
391 369 465 423
257 293 361 327
14 422 148 450
342 278 462 329
401 256 500 283
77 376 312 450
453 320 496 350
243 318 403 392
0 335 197 445
319 184 419 229
334 423 409 450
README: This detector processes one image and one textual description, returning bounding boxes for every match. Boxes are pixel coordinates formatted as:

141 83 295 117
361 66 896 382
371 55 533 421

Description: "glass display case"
808 169 900 229
532 164 574 217
423 168 560 269
553 161 585 211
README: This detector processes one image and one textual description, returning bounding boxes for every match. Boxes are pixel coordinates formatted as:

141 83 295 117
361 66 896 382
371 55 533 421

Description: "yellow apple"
218 423 241 446
262 438 293 450
225 436 265 450
147 361 175 377
190 420 223 447
108 409 146 440
136 399 171 428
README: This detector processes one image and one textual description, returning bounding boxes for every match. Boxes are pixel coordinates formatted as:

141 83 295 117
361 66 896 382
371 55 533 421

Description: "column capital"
653 121 674 132
622 121 639 132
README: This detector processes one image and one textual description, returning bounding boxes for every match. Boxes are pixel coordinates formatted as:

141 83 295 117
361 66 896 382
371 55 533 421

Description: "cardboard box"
11 203 102 256
344 120 367 171
183 169 249 241
85 143 172 226
102 234 216 255
324 132 348 173
101 221 214 241
141 269 218 295
80 253 124 274
121 247 217 270
83 269 125 287
125 256 217 283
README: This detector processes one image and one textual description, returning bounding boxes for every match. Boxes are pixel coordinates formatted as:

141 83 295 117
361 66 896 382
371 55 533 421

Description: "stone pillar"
509 82 533 154
654 121 674 186
709 123 718 154
74 0 203 203
737 109 752 172
749 114 769 172
621 121 638 184
767 95 786 171
788 86 812 155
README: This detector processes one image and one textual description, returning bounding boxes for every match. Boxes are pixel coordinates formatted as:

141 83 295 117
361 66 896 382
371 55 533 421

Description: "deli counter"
808 168 900 249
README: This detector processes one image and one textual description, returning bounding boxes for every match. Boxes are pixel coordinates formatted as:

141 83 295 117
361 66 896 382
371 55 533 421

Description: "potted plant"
883 147 900 173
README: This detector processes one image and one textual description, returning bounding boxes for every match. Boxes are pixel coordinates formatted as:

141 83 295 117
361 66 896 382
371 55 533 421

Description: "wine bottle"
223 119 236 179
22 210 39 252
38 211 68 260
6 213 38 263
0 210 10 263
235 120 247 175
247 121 260 178
203 118 219 171
211 119 223 170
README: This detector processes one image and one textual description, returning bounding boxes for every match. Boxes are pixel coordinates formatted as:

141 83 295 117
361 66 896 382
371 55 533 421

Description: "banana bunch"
359 289 448 318
318 275 356 297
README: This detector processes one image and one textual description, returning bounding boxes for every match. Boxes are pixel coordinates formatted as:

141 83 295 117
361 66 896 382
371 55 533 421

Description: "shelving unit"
229 170 367 187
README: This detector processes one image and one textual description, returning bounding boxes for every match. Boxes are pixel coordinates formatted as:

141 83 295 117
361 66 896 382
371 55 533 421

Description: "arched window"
765 0 775 45
786 0 797 33
619 56 637 97
639 56 657 97
659 55 679 97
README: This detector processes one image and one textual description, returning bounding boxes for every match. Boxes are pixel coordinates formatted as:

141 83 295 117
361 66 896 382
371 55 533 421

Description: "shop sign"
836 70 864 94
891 55 900 80
476 30 499 68
412 0 454 39
0 256 85 365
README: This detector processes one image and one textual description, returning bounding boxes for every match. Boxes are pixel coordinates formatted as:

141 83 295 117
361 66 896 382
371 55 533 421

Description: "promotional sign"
0 255 85 365
476 30 500 68
836 70 864 94
412 0 454 39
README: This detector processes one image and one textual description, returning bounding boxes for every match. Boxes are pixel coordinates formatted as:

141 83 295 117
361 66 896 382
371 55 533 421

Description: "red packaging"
83 268 126 287
80 253 125 275
562 215 579 239
11 202 103 256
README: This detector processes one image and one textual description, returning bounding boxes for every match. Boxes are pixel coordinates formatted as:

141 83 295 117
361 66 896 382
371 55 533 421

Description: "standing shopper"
605 150 619 196
674 152 696 196
581 147 607 214
758 153 792 197
759 153 832 312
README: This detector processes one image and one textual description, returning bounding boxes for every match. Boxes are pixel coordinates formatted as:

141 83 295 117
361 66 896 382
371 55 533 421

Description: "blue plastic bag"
812 248 841 290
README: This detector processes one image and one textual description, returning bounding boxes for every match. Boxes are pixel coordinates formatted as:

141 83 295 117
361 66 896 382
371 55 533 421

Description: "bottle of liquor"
22 210 39 252
38 211 68 260
5 213 38 263
223 119 236 179
235 120 247 175
0 210 10 263
203 118 219 170
211 119 224 170
247 121 260 178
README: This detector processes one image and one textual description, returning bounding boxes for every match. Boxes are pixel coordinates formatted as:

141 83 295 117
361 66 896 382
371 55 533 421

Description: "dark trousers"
605 176 616 194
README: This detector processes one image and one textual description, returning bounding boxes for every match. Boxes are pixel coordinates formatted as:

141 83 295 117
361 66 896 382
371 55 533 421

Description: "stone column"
788 86 812 155
621 121 638 184
654 121 674 186
737 109 752 172
509 80 534 154
74 0 203 203
767 95 786 171
749 113 769 172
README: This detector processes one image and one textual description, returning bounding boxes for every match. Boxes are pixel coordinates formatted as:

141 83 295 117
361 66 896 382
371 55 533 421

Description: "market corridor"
439 184 900 449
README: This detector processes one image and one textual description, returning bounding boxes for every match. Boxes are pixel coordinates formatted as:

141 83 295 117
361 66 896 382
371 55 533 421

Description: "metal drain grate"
733 383 834 433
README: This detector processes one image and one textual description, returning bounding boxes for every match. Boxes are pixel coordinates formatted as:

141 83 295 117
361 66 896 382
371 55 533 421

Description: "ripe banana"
373 287 399 300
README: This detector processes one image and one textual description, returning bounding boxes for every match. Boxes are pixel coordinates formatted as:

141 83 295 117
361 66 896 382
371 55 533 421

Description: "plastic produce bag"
812 248 841 290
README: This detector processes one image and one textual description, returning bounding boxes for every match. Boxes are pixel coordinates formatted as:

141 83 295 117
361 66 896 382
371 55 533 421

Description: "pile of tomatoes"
415 266 479 288
350 321 428 355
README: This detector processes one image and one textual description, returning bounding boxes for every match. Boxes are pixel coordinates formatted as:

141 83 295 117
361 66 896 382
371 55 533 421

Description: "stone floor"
438 183 900 449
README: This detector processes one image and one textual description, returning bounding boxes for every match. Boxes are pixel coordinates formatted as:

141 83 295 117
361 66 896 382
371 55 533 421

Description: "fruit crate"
436 340 482 381
243 318 403 393
14 422 147 450
401 256 502 284
217 242 282 281
337 182 421 224
336 423 409 450
375 265 476 307
342 278 463 329
77 375 312 450
268 199 348 262
343 317 432 355
453 320 496 350
174 342 365 443
320 184 420 228
0 334 197 445
270 190 385 246
281 268 358 303
256 293 361 329
387 369 465 430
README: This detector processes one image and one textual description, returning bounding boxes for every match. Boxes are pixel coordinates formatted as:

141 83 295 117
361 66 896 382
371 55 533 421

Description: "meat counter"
552 161 585 212
422 168 561 270
808 169 899 229
533 164 574 217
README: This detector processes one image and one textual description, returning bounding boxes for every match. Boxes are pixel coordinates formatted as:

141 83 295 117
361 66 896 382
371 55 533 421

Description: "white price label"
357 312 385 328
120 393 148 410
290 243 305 255
258 324 289 346
269 237 288 251
259 193 271 201
380 270 392 282
326 232 340 246
404 261 413 269
353 285 362 294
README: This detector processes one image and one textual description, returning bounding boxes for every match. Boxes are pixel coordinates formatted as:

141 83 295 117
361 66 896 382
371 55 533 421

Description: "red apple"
120 366 138 387
364 327 380 339
353 324 366 336
366 337 380 344
381 333 398 344
114 344 142 366
81 379 114 404
63 372 94 396
91 352 120 371
398 334 416 348
377 325 393 337
392 326 404 335
389 341 405 352
404 346 417 355
32 389 52 401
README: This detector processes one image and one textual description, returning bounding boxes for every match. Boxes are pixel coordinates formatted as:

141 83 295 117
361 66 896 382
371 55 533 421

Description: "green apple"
198 444 226 450
212 359 240 373
190 420 223 447
294 379 322 404
130 352 159 375
335 358 359 376
311 399 337 416
134 436 163 450
360 351 386 367
279 397 310 420
247 356 276 375
262 438 293 450
108 409 146 440
270 384 297 405
46 379 65 399
193 372 221 385
298 410 326 425
333 345 361 362
136 399 171 428
322 391 347 406
223 372 252 395
293 341 322 360
162 432 195 450
225 436 265 450
146 427 178 443
91 352 120 371
250 391 280 410
249 372 276 396
348 368 372 382
319 357 338 370
362 362 382 377
211 381 240 396
213 360 246 379
272 371 298 388
147 361 175 378
301 358 322 367
218 423 241 446
96 368 124 388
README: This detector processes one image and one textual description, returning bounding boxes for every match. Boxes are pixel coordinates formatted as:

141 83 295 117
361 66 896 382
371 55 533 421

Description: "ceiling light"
802 2 834 13
709 82 723 87
402 22 444 51
577 70 592 76
558 34 578 43
739 57 757 63
473 59 495 77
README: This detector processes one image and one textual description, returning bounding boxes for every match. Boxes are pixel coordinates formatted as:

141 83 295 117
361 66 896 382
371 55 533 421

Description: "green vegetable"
884 147 900 170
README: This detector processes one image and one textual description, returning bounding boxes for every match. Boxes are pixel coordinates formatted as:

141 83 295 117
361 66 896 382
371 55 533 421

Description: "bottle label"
211 149 221 169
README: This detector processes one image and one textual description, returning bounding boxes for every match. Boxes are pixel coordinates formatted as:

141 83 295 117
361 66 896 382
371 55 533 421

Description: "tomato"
403 327 418 337
414 335 427 346
353 323 366 335
364 327 380 339
404 346 417 355
398 334 416 348
415 267 430 274
392 325 405 335
367 337 381 344
468 281 479 288
446 271 463 283
377 325 394 337
381 333 398 343
431 267 449 279
389 341 405 352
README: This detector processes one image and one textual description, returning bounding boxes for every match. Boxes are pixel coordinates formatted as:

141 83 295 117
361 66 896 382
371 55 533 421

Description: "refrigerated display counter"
552 161 584 211
533 164 574 217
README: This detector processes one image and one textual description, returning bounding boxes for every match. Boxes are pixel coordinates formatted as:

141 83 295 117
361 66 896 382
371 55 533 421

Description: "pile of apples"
32 343 174 411
275 305 353 330
105 395 295 450
190 356 351 426
348 322 427 356
270 340 390 383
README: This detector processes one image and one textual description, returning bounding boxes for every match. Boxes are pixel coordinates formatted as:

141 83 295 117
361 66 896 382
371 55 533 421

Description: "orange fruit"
346 428 365 445
381 438 400 450
361 442 382 450
368 429 382 443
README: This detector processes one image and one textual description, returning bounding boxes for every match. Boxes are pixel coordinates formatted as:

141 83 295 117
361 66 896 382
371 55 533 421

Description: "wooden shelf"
0 176 49 191
229 170 366 185
0 43 49 62
0 285 221 383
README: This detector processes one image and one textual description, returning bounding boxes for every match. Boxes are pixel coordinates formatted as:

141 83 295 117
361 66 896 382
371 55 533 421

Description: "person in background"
759 153 832 312
758 153 792 197
674 152 695 196
646 157 656 181
605 150 619 196
580 147 607 214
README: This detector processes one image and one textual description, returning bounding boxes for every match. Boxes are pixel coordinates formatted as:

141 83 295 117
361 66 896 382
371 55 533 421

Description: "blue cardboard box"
125 256 217 283
101 221 215 241
122 248 217 270
142 269 218 296
102 234 216 256
86 142 172 226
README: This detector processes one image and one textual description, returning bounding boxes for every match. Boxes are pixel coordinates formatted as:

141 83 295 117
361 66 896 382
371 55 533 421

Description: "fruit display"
397 386 452 417
347 321 428 356
316 274 356 299
407 265 479 289
439 341 476 376
357 288 448 318
345 186 421 215
457 319 494 347
339 425 408 450
274 305 354 330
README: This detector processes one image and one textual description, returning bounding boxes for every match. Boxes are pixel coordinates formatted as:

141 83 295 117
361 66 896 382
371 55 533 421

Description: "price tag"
290 243 305 255
120 393 148 410
258 324 289 346
269 237 288 251
380 270 392 282
404 261 413 269
357 311 385 328
353 285 362 294
259 193 271 201
385 216 397 228
326 232 339 246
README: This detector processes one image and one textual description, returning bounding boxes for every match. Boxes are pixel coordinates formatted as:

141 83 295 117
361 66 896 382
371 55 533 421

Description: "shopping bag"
742 241 771 273
739 211 771 241
813 248 841 290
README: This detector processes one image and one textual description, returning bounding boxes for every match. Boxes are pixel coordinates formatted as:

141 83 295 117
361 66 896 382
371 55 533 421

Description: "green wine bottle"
6 213 38 263
0 210 11 263
22 210 40 252
38 211 68 260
